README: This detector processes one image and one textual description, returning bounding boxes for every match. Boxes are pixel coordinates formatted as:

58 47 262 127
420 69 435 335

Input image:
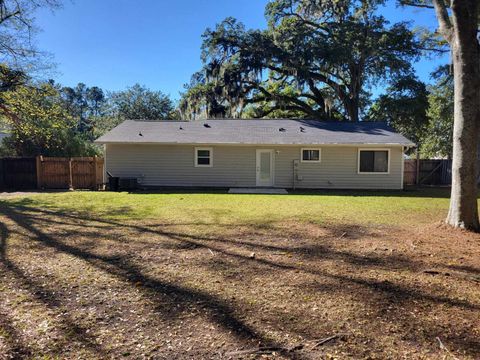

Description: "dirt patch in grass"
0 201 479 359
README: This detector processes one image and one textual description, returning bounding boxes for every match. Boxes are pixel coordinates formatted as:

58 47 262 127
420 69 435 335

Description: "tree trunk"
445 0 480 230
345 99 359 122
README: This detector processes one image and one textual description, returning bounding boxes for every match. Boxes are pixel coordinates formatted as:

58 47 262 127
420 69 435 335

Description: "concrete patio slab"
228 188 288 194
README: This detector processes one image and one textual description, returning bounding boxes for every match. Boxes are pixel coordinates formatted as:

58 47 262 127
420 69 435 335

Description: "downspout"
401 146 405 190
103 144 107 188
293 160 299 191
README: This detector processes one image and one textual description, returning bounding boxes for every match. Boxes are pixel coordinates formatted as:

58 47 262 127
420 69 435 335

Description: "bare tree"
0 0 61 71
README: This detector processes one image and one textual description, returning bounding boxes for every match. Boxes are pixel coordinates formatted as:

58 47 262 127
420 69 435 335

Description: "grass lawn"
0 188 479 359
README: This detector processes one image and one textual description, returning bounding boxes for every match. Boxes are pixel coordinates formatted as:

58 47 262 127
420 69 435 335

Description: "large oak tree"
181 0 422 122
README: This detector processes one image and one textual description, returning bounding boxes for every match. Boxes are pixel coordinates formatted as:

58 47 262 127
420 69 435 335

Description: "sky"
35 0 448 101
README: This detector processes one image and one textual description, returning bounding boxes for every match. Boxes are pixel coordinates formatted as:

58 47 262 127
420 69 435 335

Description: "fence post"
68 158 73 190
93 155 98 190
415 148 420 186
36 156 43 189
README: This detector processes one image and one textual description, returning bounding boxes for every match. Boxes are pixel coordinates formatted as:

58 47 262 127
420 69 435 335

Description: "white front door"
256 149 274 187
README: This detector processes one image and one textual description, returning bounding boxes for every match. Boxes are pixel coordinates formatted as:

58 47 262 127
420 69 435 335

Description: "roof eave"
95 140 414 146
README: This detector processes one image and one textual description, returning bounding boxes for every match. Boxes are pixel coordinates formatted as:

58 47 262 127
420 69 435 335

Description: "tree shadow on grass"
0 203 307 359
1 259 105 357
0 220 7 261
445 263 480 276
0 216 109 358
1 201 479 358
4 203 479 314
0 308 33 358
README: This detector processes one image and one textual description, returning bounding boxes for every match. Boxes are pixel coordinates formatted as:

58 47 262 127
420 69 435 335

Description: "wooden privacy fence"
0 156 104 190
37 156 104 190
404 159 456 186
1 157 37 189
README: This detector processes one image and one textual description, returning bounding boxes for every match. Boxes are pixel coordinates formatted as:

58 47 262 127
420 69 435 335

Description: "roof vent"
204 123 211 128
138 132 143 137
179 126 184 130
300 126 305 132
279 127 286 132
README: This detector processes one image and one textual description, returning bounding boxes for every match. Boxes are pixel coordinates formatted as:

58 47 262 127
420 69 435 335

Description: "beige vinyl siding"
106 144 257 187
275 146 403 189
105 144 404 189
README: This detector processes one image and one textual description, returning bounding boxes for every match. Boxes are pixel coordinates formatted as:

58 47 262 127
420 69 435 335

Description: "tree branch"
265 64 348 102
416 46 450 53
0 103 22 125
0 9 21 25
307 79 327 109
399 1 434 9
432 0 453 43
247 84 323 118
251 104 307 118
281 9 331 35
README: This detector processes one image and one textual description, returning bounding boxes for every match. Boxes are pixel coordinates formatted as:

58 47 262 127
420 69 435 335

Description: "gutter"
95 141 415 147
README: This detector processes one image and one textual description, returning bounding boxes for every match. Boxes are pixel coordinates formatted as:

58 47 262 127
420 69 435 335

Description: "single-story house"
95 119 415 190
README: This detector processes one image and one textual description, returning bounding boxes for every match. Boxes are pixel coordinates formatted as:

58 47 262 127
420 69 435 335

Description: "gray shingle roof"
95 119 415 146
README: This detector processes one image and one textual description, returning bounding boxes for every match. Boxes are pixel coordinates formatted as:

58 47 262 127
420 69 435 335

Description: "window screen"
359 150 388 173
195 148 211 166
302 149 320 162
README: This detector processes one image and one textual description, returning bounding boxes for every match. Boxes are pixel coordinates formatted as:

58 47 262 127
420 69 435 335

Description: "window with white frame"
195 147 213 167
358 149 389 173
301 148 321 162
